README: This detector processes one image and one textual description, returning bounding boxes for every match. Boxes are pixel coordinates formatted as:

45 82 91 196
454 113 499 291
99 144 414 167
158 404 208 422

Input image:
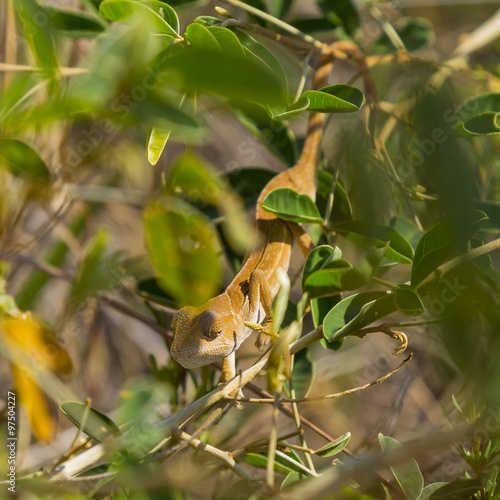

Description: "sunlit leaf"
143 199 221 306
2 317 73 442
2 317 72 375
261 188 323 223
15 0 59 78
61 401 121 442
244 450 305 474
99 0 178 35
147 127 171 166
167 153 252 253
11 367 54 442
314 432 351 457
140 1 179 33
301 84 364 113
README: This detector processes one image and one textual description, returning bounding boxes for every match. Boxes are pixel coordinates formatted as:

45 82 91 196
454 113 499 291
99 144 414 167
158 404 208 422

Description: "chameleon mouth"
170 343 235 369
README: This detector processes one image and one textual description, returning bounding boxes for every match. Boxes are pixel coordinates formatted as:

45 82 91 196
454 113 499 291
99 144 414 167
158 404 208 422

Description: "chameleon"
170 49 336 383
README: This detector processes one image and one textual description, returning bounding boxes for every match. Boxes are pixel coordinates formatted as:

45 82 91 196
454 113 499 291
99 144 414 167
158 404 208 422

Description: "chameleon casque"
170 49 336 382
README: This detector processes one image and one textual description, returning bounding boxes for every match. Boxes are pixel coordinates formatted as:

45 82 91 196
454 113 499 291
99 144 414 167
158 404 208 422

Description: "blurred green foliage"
1 0 500 498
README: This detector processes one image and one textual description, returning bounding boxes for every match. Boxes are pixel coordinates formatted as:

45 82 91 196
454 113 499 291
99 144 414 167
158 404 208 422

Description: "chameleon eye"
204 327 222 339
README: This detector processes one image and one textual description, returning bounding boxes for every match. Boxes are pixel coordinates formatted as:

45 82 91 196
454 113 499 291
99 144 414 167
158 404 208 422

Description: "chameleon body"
171 52 334 380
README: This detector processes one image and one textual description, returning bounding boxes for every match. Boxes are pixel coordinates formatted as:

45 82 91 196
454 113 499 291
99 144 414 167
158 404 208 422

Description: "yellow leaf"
11 366 54 442
1 317 72 442
2 317 72 374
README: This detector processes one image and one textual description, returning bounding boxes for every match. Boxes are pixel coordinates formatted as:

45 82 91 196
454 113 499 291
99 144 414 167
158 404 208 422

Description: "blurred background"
1 0 500 497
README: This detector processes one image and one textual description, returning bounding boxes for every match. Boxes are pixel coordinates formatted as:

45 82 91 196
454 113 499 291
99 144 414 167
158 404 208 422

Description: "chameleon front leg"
247 269 275 350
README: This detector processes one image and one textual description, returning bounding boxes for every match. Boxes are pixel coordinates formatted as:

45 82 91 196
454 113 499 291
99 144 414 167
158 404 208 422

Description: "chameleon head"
170 296 245 369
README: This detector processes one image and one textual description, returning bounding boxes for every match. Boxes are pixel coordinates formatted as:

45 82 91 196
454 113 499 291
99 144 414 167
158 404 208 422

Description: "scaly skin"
171 51 335 380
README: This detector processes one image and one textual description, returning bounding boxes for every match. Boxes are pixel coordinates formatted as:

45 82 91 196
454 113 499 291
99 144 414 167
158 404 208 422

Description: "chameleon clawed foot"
387 329 408 355
244 320 274 352
353 326 408 355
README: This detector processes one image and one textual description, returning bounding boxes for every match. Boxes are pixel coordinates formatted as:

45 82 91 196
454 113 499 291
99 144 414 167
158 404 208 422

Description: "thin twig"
173 429 250 479
221 0 324 51
417 237 500 290
233 354 412 403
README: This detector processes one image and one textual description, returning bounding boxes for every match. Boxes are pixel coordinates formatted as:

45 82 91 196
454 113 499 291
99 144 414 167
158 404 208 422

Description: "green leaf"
290 349 314 399
319 0 360 36
411 210 488 287
304 247 385 298
395 285 425 315
206 26 246 57
140 1 179 33
15 0 59 79
453 93 500 136
378 434 424 500
43 7 106 37
335 221 414 264
302 245 342 289
313 296 342 332
0 139 51 182
301 84 364 113
316 171 353 223
281 472 301 488
429 479 482 499
136 278 177 308
471 239 500 290
143 199 221 306
147 127 171 166
71 229 124 302
162 46 286 105
314 432 351 457
228 100 297 166
244 452 304 474
418 483 448 500
166 153 252 253
270 97 310 121
99 0 178 35
323 291 397 342
291 17 340 35
271 0 294 19
261 188 323 223
185 23 221 50
194 16 222 27
224 168 275 208
232 29 288 96
389 215 422 251
61 402 121 442
372 17 434 53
